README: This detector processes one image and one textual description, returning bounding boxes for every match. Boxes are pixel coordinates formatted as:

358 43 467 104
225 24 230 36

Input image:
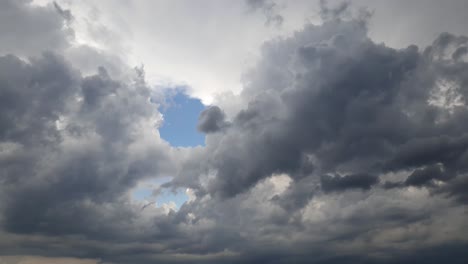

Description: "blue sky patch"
132 177 189 209
159 90 206 147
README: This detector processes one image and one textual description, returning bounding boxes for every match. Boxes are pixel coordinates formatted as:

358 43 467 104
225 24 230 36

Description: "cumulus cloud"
180 12 468 204
320 173 379 192
0 51 180 239
197 106 229 133
0 2 181 258
171 2 468 262
1 1 468 264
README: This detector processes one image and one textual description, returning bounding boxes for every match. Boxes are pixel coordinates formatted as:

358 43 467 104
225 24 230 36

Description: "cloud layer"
0 1 467 264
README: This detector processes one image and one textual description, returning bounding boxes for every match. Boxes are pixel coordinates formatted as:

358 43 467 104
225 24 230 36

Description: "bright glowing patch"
132 177 189 210
428 79 465 113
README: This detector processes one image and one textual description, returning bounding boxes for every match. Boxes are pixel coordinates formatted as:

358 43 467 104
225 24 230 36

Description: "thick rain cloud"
0 1 468 264
181 16 468 203
320 173 379 192
0 1 181 256
0 52 179 239
197 106 229 133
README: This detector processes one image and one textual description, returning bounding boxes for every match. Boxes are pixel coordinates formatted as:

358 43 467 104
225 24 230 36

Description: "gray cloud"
0 52 177 241
320 173 378 192
405 164 447 186
197 106 229 133
53 1 73 22
245 0 283 27
1 1 468 264
0 0 73 56
170 3 468 261
182 14 468 203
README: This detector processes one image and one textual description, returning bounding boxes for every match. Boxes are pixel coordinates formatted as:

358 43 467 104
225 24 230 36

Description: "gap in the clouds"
159 89 206 147
132 177 188 210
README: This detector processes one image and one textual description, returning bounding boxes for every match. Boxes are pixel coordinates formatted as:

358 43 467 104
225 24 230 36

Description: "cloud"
0 255 100 264
320 173 379 192
245 0 284 27
181 10 468 203
170 4 468 261
53 1 73 22
197 106 229 133
0 52 179 240
0 0 73 56
0 1 468 264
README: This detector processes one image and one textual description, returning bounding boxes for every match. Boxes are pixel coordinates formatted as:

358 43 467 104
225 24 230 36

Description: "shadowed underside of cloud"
0 1 467 264
320 173 379 192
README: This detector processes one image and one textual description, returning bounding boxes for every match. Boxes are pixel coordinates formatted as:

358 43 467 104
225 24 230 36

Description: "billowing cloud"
0 51 180 239
0 2 182 258
171 3 468 263
0 1 468 264
197 106 229 133
0 0 73 56
180 13 468 203
320 173 379 192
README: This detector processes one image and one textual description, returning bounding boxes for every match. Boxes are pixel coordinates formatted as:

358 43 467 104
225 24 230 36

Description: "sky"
0 0 468 264
158 91 205 147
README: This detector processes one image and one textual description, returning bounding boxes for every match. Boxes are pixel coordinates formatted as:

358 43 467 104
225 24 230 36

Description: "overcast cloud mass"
1 0 468 263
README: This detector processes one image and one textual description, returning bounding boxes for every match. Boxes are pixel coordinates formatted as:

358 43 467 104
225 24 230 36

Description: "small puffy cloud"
197 106 229 133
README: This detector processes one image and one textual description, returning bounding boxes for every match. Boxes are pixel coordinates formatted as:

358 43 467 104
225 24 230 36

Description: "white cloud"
46 0 316 104
30 0 468 106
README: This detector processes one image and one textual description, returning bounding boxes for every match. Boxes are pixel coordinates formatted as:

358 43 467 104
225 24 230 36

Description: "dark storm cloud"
404 164 447 186
320 173 378 192
166 13 468 264
0 53 75 145
197 106 229 133
438 175 468 203
386 135 468 170
0 3 195 259
182 14 468 203
0 52 177 241
1 1 468 264
384 163 448 189
161 4 468 261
